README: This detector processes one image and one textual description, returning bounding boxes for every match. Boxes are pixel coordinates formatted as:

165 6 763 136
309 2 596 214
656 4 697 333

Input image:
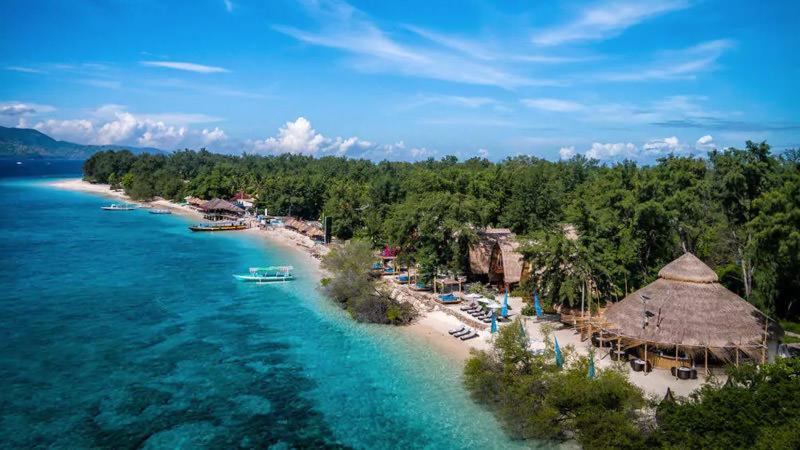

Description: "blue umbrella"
501 287 509 318
554 336 563 368
518 319 526 339
588 353 596 379
490 311 498 334
534 292 543 318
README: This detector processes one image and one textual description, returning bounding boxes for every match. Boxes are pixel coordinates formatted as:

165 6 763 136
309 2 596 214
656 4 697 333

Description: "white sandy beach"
47 178 716 398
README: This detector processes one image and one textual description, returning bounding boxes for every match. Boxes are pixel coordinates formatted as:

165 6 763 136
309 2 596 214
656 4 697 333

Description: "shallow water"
0 171 539 449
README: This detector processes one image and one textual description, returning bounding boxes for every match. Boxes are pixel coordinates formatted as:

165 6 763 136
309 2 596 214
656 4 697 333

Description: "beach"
46 178 489 363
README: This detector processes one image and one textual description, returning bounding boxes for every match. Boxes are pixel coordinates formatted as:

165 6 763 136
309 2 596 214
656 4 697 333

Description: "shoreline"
45 178 476 364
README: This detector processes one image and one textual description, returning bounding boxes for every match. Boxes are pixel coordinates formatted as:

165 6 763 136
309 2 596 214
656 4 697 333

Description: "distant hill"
0 126 165 159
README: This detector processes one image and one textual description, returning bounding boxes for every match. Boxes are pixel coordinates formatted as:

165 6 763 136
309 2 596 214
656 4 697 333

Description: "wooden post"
704 347 709 376
617 337 621 361
762 320 768 364
675 344 680 371
644 342 648 374
735 347 739 367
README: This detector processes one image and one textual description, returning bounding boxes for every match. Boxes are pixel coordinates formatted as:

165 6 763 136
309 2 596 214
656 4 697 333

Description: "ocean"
0 161 536 449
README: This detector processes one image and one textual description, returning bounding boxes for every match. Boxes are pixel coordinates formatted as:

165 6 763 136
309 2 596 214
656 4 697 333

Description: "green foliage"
652 358 800 449
320 240 416 325
464 320 645 448
82 143 800 320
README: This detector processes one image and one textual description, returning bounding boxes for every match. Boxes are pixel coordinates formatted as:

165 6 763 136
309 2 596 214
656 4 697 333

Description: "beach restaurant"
200 198 245 222
593 253 782 377
468 228 528 288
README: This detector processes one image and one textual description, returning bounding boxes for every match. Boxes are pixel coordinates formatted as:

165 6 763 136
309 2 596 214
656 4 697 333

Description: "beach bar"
468 228 527 288
200 198 245 221
594 253 782 376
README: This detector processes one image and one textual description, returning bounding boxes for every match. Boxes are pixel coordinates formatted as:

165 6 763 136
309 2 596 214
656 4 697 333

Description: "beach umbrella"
490 311 498 334
518 319 526 339
534 292 543 318
554 337 563 368
588 353 596 379
501 287 509 318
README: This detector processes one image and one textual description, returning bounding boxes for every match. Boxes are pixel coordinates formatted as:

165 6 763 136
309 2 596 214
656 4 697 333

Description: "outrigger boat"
149 209 172 215
233 266 295 282
189 221 248 232
101 203 136 211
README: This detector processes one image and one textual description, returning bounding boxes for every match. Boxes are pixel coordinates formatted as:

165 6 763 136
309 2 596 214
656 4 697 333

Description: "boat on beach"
233 266 295 282
149 209 172 215
101 203 136 211
189 221 248 232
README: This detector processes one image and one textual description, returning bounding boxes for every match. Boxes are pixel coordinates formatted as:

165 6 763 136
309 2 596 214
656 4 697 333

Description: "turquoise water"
0 173 536 448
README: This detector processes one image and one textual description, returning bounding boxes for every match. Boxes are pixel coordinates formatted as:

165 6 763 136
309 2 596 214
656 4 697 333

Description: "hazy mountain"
0 126 165 159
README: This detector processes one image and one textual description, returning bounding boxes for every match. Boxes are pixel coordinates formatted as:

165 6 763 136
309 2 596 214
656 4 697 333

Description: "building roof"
602 253 781 356
200 198 244 214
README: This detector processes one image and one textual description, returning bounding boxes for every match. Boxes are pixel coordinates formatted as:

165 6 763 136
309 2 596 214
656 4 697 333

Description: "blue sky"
1 0 798 162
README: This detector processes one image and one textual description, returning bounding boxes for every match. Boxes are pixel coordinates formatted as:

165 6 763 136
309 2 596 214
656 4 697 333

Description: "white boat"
149 209 172 214
233 266 295 282
101 203 136 211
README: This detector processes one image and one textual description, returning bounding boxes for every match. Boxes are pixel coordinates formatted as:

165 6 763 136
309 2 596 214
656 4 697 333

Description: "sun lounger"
448 325 466 335
461 332 479 340
453 328 472 338
460 302 477 311
482 317 493 323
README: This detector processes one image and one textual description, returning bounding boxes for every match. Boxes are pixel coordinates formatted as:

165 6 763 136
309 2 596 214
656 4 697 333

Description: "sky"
1 0 798 162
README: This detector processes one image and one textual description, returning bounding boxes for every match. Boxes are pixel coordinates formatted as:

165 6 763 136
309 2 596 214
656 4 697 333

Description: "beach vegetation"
82 141 799 320
321 240 416 325
463 321 647 449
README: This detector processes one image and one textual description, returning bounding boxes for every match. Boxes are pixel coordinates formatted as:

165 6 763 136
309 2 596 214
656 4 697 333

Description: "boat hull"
233 274 294 282
189 225 248 232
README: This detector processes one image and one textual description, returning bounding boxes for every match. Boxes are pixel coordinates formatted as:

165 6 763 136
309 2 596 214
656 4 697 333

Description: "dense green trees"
82 141 800 320
464 322 646 449
320 240 416 324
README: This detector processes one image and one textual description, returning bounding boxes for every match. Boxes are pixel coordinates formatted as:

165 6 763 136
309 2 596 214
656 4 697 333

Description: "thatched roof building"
468 228 526 286
601 253 781 362
200 198 244 221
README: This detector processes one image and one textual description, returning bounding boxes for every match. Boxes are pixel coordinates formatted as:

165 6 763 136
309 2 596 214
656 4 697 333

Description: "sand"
47 178 712 397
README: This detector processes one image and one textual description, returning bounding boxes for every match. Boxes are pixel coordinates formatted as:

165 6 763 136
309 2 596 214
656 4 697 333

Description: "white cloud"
404 94 498 110
5 66 45 74
559 146 576 160
585 142 638 160
533 1 690 46
24 105 227 149
0 102 56 116
273 0 555 88
643 136 684 154
477 148 489 158
522 98 585 112
696 134 715 150
140 61 229 73
410 147 435 159
250 117 327 154
597 39 734 82
201 127 227 144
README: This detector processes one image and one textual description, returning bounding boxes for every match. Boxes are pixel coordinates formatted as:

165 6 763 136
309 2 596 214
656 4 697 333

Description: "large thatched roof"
603 253 780 354
468 228 524 283
201 198 244 215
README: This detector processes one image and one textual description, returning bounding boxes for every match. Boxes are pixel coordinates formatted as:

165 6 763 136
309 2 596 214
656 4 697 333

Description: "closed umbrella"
534 292 543 318
554 337 563 368
490 311 498 334
588 353 596 379
501 287 509 318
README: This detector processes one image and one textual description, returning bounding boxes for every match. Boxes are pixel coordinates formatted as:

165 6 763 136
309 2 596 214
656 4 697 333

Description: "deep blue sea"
0 161 534 449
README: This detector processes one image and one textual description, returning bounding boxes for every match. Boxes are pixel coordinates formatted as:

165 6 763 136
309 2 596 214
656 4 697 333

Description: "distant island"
0 126 164 160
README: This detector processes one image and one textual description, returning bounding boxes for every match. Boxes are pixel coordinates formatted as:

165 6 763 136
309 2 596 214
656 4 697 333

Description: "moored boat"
149 209 172 215
233 266 295 282
189 221 248 231
101 203 136 211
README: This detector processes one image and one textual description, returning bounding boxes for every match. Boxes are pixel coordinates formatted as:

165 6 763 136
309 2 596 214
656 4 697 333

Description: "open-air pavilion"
591 253 782 376
468 228 528 288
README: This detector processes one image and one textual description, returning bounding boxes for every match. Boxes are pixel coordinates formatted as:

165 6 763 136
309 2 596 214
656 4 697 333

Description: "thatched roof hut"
468 228 526 286
201 198 244 215
602 253 781 361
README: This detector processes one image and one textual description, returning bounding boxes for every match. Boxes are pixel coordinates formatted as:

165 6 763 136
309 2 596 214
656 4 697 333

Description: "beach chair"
448 325 466 335
460 302 476 311
453 328 472 338
461 331 479 340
